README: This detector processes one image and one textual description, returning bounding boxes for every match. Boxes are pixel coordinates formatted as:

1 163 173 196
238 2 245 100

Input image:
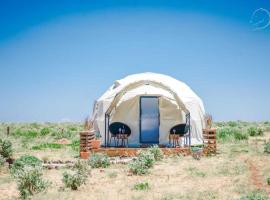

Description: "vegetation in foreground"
0 121 269 200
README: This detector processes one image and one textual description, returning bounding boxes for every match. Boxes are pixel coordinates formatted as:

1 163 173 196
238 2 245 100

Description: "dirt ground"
0 133 269 200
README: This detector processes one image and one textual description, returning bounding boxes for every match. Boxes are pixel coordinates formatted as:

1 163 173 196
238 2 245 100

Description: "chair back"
109 122 131 136
170 123 189 136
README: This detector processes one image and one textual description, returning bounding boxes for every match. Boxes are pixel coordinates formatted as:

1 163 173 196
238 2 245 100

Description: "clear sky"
0 0 270 122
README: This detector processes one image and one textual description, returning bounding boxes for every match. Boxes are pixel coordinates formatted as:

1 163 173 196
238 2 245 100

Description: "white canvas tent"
90 72 206 147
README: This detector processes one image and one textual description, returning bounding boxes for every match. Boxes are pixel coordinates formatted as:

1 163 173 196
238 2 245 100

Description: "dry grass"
0 126 269 200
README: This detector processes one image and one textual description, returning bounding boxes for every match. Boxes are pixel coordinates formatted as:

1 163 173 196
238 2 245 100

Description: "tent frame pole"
185 113 191 147
104 114 107 147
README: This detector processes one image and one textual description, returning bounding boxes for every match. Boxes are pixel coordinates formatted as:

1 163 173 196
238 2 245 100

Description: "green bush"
11 155 42 175
128 159 149 175
267 177 270 185
217 127 234 142
264 142 270 154
128 150 156 175
68 140 80 152
88 153 110 168
32 143 63 150
62 160 89 190
237 191 269 200
40 128 50 136
217 128 248 142
137 150 155 168
228 121 238 127
133 182 150 191
148 145 164 161
14 129 38 138
248 127 263 137
0 139 13 158
234 131 248 141
14 165 48 199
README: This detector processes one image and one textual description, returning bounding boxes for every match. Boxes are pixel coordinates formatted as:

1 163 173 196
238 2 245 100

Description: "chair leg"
114 137 117 147
109 136 112 147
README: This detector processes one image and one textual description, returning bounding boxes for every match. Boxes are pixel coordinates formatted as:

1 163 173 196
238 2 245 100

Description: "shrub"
217 128 248 142
228 121 238 127
128 150 155 175
62 160 89 190
14 129 38 138
133 182 150 191
248 127 263 137
32 143 63 150
234 131 248 141
264 142 270 154
40 128 50 136
137 150 155 168
0 139 13 158
129 159 149 175
14 165 48 199
68 140 80 152
148 145 164 161
11 155 42 175
237 191 269 200
88 153 110 168
217 127 234 142
267 177 270 185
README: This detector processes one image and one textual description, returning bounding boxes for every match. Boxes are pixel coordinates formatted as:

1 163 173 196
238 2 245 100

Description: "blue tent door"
140 96 159 144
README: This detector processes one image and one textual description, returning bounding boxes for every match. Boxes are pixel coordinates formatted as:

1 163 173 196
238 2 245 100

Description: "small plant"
11 155 42 175
14 129 39 138
264 142 270 154
88 153 110 168
234 131 248 141
148 145 164 161
32 143 63 150
237 191 269 200
129 159 149 175
68 139 80 152
137 150 155 168
228 121 238 127
0 139 13 158
128 150 155 175
62 160 89 190
40 128 50 136
267 177 270 185
133 182 150 191
248 127 263 137
14 165 48 199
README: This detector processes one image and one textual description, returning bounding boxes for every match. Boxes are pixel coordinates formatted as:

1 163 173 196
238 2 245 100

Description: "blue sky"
0 0 270 122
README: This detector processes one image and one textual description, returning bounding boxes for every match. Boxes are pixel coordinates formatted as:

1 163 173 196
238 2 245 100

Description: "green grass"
133 182 150 191
32 143 64 150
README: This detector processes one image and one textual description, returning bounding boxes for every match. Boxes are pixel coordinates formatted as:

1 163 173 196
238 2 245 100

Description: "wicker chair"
109 122 131 147
169 124 189 147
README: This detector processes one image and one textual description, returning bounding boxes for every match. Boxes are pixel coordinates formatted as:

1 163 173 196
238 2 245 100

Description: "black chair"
109 122 131 147
169 124 189 147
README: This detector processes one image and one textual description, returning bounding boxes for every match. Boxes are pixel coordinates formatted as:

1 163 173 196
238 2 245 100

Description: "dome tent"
90 72 206 147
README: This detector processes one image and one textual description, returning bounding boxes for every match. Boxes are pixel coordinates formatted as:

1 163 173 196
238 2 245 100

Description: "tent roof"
97 72 204 111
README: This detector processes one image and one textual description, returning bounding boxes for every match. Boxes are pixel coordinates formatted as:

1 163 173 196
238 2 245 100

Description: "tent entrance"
140 96 160 144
